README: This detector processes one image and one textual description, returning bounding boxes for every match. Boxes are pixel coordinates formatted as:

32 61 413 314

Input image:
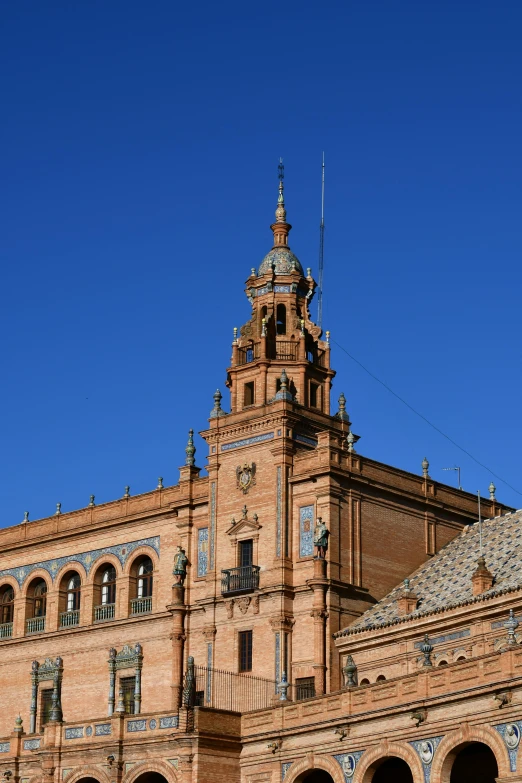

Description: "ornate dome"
258 247 304 276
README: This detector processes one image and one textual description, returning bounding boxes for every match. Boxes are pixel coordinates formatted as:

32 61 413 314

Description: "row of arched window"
0 555 154 639
358 656 469 685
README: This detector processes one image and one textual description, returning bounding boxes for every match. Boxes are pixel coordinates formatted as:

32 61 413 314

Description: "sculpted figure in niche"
173 546 189 586
313 517 330 558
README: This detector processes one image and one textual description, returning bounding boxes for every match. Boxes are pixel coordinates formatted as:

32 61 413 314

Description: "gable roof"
336 508 522 637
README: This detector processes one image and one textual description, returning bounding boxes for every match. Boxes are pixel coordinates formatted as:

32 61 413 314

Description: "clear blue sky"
1 1 521 527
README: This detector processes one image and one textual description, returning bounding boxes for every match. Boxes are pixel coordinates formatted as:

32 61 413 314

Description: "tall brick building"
0 174 515 783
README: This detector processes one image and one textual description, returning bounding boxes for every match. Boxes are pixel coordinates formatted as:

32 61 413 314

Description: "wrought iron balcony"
0 622 13 639
60 610 80 628
26 616 45 634
221 565 260 596
130 597 152 615
94 604 115 622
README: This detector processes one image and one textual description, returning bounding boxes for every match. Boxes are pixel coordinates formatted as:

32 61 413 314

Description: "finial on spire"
421 457 430 478
347 431 356 453
489 481 496 500
274 369 293 401
185 429 196 466
55 502 61 516
210 389 226 418
335 392 350 423
275 157 286 224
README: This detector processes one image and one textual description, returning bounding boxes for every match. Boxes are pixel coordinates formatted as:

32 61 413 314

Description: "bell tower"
227 161 335 415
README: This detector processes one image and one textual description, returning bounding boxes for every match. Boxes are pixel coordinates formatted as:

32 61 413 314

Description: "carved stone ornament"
225 599 235 619
236 597 251 615
236 463 256 494
419 741 434 764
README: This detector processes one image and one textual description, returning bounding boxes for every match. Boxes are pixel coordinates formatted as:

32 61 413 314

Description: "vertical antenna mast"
317 153 325 329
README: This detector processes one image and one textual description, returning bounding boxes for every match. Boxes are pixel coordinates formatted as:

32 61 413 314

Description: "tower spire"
271 157 291 249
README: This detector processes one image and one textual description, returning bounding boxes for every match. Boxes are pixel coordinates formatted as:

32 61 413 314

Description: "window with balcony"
94 564 117 622
239 630 253 672
0 586 14 639
26 579 47 634
221 538 259 596
130 555 153 615
239 539 253 568
59 571 81 628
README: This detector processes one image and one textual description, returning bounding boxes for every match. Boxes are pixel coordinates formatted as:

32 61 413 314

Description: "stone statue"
173 545 189 585
313 517 330 558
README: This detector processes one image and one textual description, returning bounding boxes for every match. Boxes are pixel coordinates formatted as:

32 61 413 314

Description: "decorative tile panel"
210 482 216 570
85 726 92 737
275 632 281 687
276 466 282 558
197 527 209 577
64 727 84 739
221 432 274 452
293 433 318 448
62 770 72 780
274 285 291 293
127 719 147 732
206 643 213 704
0 742 10 753
0 536 160 586
282 762 293 780
334 751 365 780
95 723 112 736
414 630 470 648
23 739 41 750
167 760 179 769
410 737 443 782
495 721 522 772
299 506 314 557
159 715 179 729
149 719 157 729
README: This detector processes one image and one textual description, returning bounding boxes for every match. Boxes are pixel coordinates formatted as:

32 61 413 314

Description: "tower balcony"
221 565 260 596
236 341 327 367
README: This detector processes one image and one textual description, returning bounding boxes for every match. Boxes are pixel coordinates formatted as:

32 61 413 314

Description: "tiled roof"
337 509 522 637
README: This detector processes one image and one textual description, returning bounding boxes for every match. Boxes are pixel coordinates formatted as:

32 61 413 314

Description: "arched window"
438 660 448 667
32 580 47 618
0 586 14 626
359 678 370 685
276 304 286 335
66 574 81 611
376 674 386 682
102 567 117 605
138 557 153 599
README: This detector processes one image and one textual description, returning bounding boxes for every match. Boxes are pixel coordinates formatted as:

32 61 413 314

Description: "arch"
437 660 448 667
26 576 48 618
62 765 111 783
375 675 386 682
354 741 424 783
122 760 178 783
431 724 510 783
284 754 345 783
54 560 88 586
0 575 20 594
87 553 122 585
360 678 370 685
123 546 159 576
21 569 51 598
0 582 15 625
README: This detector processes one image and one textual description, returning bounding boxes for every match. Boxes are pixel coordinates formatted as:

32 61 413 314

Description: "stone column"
308 558 328 695
133 643 143 714
107 649 116 716
29 661 39 734
168 583 187 709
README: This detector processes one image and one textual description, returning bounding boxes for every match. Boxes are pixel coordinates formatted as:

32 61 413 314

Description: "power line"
317 153 325 329
332 338 522 498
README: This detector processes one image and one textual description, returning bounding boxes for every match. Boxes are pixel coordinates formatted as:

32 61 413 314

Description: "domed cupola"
258 158 304 277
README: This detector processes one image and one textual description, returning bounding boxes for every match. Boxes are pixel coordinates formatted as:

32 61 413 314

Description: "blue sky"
1 0 521 526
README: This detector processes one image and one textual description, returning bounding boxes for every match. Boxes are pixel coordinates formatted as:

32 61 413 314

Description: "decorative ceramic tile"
64 727 84 739
222 432 274 452
495 722 522 772
276 466 282 557
299 506 314 557
127 719 146 732
334 751 365 781
23 739 41 750
0 742 10 753
197 527 209 577
0 536 160 586
85 726 92 737
410 737 443 782
94 723 111 736
62 769 72 780
159 715 179 729
210 482 216 570
149 719 157 730
281 762 293 780
293 433 317 447
414 630 470 649
275 631 281 686
206 643 213 704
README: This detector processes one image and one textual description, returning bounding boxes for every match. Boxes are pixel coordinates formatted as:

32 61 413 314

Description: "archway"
296 772 335 783
449 743 498 783
133 773 170 783
371 757 413 783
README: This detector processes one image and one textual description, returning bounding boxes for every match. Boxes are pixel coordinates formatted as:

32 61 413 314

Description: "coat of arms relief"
236 462 256 494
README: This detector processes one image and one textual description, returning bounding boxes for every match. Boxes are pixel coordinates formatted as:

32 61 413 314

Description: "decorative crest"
236 463 256 494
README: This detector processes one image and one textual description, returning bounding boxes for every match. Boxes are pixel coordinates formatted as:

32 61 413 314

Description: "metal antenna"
317 153 325 329
478 490 483 557
442 466 462 490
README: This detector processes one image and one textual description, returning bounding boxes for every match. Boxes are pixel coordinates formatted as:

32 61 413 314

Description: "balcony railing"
130 597 152 615
60 610 80 628
0 622 13 639
94 604 115 622
274 340 298 362
26 617 45 634
221 565 260 596
237 344 260 366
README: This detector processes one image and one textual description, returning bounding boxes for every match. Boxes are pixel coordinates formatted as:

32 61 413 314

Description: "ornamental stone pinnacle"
185 429 196 466
210 389 226 419
421 457 430 478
